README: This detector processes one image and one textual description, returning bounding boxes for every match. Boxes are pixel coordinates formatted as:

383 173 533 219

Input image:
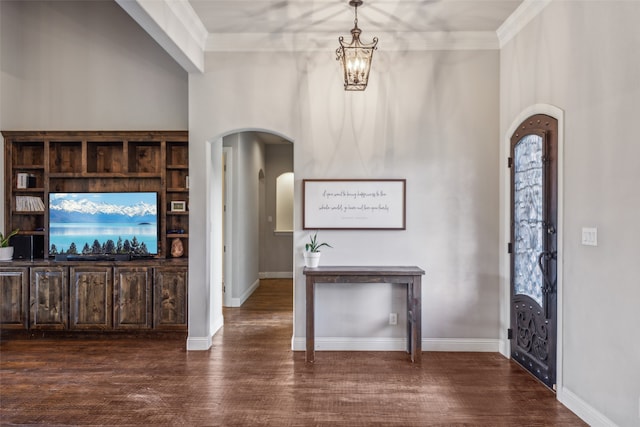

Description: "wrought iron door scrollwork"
516 308 549 362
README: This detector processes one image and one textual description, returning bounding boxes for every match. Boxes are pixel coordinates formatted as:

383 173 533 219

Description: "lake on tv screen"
49 223 158 254
48 192 158 254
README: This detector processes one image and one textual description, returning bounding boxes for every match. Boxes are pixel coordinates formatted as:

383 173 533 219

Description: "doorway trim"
500 104 564 395
203 128 296 340
223 146 234 307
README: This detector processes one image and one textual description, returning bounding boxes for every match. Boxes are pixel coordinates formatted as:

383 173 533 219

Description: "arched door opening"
501 105 564 394
218 130 294 316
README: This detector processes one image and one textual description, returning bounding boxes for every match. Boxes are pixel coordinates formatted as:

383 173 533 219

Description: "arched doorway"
222 130 293 307
509 114 558 389
501 105 564 392
187 128 295 351
220 131 294 308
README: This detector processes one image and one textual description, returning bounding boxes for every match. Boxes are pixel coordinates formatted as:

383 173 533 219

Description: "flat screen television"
48 192 158 257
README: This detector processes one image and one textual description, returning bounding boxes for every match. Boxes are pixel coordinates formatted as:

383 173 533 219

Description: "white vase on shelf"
303 251 321 268
0 247 14 261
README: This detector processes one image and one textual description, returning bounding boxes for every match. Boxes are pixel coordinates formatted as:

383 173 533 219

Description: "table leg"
306 276 315 363
411 275 422 363
406 282 412 355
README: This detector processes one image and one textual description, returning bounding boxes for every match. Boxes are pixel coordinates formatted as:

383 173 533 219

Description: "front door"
510 114 558 390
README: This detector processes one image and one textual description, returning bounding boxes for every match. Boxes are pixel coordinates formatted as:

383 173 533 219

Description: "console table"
303 266 425 363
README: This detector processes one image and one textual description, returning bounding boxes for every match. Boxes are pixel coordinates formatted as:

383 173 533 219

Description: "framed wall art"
170 200 187 212
303 179 406 230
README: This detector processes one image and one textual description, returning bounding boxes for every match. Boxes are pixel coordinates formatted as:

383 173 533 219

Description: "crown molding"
165 0 209 50
116 0 205 73
205 31 500 53
118 0 547 72
497 0 552 48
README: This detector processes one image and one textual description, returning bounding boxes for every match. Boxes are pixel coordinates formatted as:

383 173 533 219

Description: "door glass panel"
514 134 544 307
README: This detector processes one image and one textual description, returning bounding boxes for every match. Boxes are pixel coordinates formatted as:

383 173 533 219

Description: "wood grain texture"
69 266 113 330
113 267 152 329
304 266 423 363
0 268 28 328
0 279 585 426
4 131 188 260
29 267 68 329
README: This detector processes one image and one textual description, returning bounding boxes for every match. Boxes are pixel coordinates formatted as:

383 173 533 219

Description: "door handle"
538 250 557 319
537 251 557 294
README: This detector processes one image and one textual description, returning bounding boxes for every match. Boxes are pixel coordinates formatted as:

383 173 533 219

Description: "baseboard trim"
227 279 260 307
211 315 224 337
559 387 617 427
422 338 500 352
259 271 293 279
292 337 406 351
186 316 224 351
291 337 501 352
498 338 509 358
186 335 212 351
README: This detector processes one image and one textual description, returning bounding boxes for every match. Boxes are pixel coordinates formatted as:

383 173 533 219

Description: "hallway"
0 279 584 426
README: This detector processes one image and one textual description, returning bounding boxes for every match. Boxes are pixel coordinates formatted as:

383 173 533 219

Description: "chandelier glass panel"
336 0 378 91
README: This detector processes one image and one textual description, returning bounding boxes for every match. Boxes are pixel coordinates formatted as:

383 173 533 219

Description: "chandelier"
336 0 378 91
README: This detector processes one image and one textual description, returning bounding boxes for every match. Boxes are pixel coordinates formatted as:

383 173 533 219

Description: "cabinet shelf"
13 211 45 215
167 233 189 238
49 172 162 179
13 165 44 170
14 188 45 193
18 230 46 236
4 131 188 260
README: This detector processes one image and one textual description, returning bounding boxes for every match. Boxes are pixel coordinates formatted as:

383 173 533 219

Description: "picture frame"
170 200 187 212
303 179 406 230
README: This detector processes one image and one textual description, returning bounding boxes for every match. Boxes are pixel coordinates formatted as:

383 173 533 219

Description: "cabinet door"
0 268 29 329
114 267 151 329
69 267 113 330
30 267 68 330
154 268 188 330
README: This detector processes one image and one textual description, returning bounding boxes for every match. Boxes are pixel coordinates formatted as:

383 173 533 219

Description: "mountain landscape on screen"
48 192 158 256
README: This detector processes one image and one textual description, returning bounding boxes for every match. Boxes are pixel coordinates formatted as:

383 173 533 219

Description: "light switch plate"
389 313 398 326
581 227 598 246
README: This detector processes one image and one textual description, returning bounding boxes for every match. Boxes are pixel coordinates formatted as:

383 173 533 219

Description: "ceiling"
190 1 524 141
189 0 524 35
117 0 540 73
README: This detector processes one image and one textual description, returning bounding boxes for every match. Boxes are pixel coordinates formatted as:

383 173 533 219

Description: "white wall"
223 132 265 305
500 2 640 425
0 1 187 131
189 48 500 350
0 0 187 233
262 144 294 275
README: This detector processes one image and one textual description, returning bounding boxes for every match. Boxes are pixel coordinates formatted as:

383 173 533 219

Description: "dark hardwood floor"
0 279 585 426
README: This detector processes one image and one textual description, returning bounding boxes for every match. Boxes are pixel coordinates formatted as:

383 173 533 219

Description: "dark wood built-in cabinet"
114 267 152 329
154 268 188 329
3 131 189 259
69 266 113 330
1 131 189 335
30 267 68 330
0 268 29 329
0 261 187 332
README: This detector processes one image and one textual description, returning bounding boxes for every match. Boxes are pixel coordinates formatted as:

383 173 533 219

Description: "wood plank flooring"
0 279 585 426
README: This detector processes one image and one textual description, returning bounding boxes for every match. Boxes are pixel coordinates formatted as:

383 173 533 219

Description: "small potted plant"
0 228 20 261
303 232 332 268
